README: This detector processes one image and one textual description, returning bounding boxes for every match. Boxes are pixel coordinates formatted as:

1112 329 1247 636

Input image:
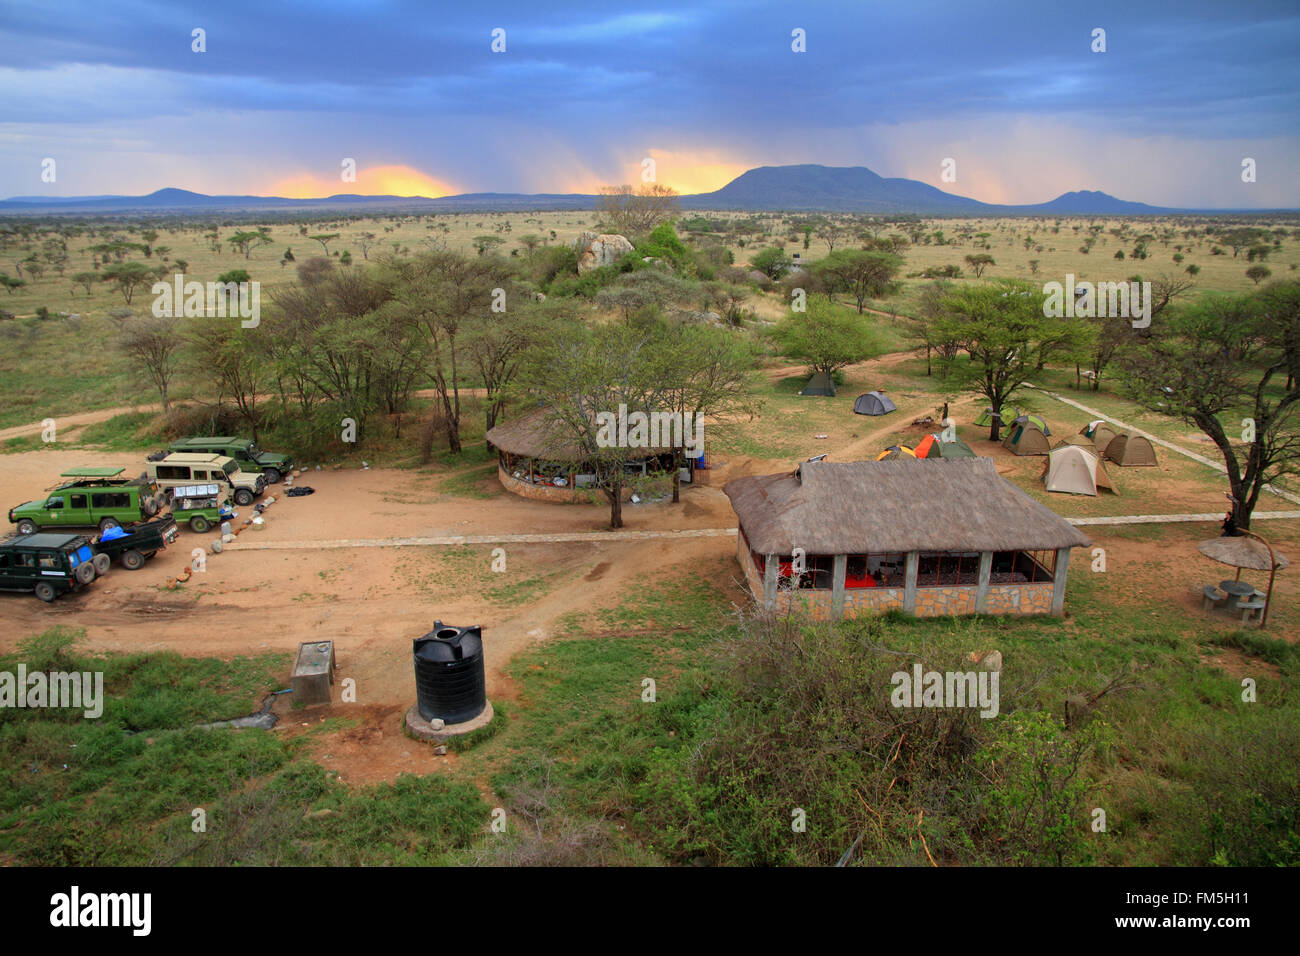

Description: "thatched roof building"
725 458 1089 554
724 458 1089 619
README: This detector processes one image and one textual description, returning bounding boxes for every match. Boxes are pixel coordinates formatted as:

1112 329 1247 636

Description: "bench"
1237 600 1266 624
1202 585 1227 611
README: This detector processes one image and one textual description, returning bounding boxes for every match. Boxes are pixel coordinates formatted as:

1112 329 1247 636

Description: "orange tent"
914 434 938 459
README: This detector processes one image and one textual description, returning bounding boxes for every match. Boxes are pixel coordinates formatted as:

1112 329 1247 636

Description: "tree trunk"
609 477 624 529
671 449 681 504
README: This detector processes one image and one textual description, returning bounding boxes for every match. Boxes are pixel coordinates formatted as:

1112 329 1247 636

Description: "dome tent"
1002 421 1051 456
853 391 896 415
1042 445 1118 496
800 371 837 397
1105 434 1158 467
974 406 1018 427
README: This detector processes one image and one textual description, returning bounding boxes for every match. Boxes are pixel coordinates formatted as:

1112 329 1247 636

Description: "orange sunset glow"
269 164 459 198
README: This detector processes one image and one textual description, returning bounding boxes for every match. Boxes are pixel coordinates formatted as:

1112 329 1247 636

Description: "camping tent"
875 444 915 460
1011 413 1050 436
916 435 977 459
974 406 1017 427
853 391 896 415
1053 434 1096 451
1042 445 1117 496
1002 422 1051 456
800 371 836 397
1105 434 1158 467
1081 422 1120 452
933 438 977 459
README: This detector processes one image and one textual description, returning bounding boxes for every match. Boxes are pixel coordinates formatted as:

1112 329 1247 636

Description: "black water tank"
413 621 486 724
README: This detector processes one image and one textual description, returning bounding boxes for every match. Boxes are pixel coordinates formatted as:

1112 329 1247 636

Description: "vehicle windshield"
223 461 237 477
247 443 263 458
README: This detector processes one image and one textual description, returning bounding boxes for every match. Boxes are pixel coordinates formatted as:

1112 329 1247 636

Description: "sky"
1 0 1297 207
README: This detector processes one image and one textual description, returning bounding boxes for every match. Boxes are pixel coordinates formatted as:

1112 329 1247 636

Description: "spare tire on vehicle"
92 553 111 576
74 562 95 585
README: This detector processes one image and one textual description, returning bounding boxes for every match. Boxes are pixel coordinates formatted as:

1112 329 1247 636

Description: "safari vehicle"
93 515 179 571
170 484 236 533
145 452 264 506
8 467 164 535
0 532 102 602
168 436 293 484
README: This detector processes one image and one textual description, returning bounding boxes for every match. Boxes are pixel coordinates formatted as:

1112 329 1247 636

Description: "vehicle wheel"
262 467 283 485
99 516 121 533
15 518 38 535
234 488 254 506
35 582 56 602
142 496 159 517
92 553 111 576
121 550 145 571
74 561 95 585
190 516 210 534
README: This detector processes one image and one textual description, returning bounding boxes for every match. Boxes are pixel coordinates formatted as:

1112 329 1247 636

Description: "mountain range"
0 165 1279 215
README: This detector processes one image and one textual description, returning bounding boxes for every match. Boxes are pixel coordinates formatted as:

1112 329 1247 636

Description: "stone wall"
498 466 631 503
984 583 1053 615
914 586 980 617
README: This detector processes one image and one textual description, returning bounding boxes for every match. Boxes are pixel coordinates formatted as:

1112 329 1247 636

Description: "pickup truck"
93 516 179 570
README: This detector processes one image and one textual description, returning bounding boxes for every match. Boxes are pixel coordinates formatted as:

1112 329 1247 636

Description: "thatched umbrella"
1197 531 1289 626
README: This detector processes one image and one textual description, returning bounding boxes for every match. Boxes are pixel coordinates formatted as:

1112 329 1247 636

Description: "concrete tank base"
404 700 494 743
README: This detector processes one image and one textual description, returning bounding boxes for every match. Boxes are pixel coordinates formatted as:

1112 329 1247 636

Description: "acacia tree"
1119 282 1300 530
115 312 181 411
652 323 756 503
385 251 507 453
771 293 882 379
465 297 561 432
814 248 902 313
518 322 667 529
1080 274 1193 390
101 261 158 304
596 184 680 238
933 281 1090 441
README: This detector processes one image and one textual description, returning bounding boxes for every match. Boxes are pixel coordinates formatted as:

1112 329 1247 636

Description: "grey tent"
800 371 836 397
853 391 896 415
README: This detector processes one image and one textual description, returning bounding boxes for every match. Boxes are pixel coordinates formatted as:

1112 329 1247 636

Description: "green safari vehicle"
170 483 237 533
8 467 164 535
167 436 293 484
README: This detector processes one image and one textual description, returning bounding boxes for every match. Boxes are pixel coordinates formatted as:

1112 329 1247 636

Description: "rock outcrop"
574 231 634 274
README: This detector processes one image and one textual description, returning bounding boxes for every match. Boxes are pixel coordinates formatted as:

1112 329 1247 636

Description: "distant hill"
0 165 1276 215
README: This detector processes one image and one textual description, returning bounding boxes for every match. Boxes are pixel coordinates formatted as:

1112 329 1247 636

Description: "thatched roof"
485 406 678 462
1197 536 1290 572
725 458 1091 554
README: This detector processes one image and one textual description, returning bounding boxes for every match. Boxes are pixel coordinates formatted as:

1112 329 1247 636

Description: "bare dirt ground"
0 450 748 786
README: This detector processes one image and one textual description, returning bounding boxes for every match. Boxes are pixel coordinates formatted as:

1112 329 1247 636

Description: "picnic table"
1219 579 1256 610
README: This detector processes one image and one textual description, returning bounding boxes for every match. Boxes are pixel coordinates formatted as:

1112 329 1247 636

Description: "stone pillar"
975 551 993 613
762 553 778 610
831 554 847 619
903 551 919 614
1051 547 1071 616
